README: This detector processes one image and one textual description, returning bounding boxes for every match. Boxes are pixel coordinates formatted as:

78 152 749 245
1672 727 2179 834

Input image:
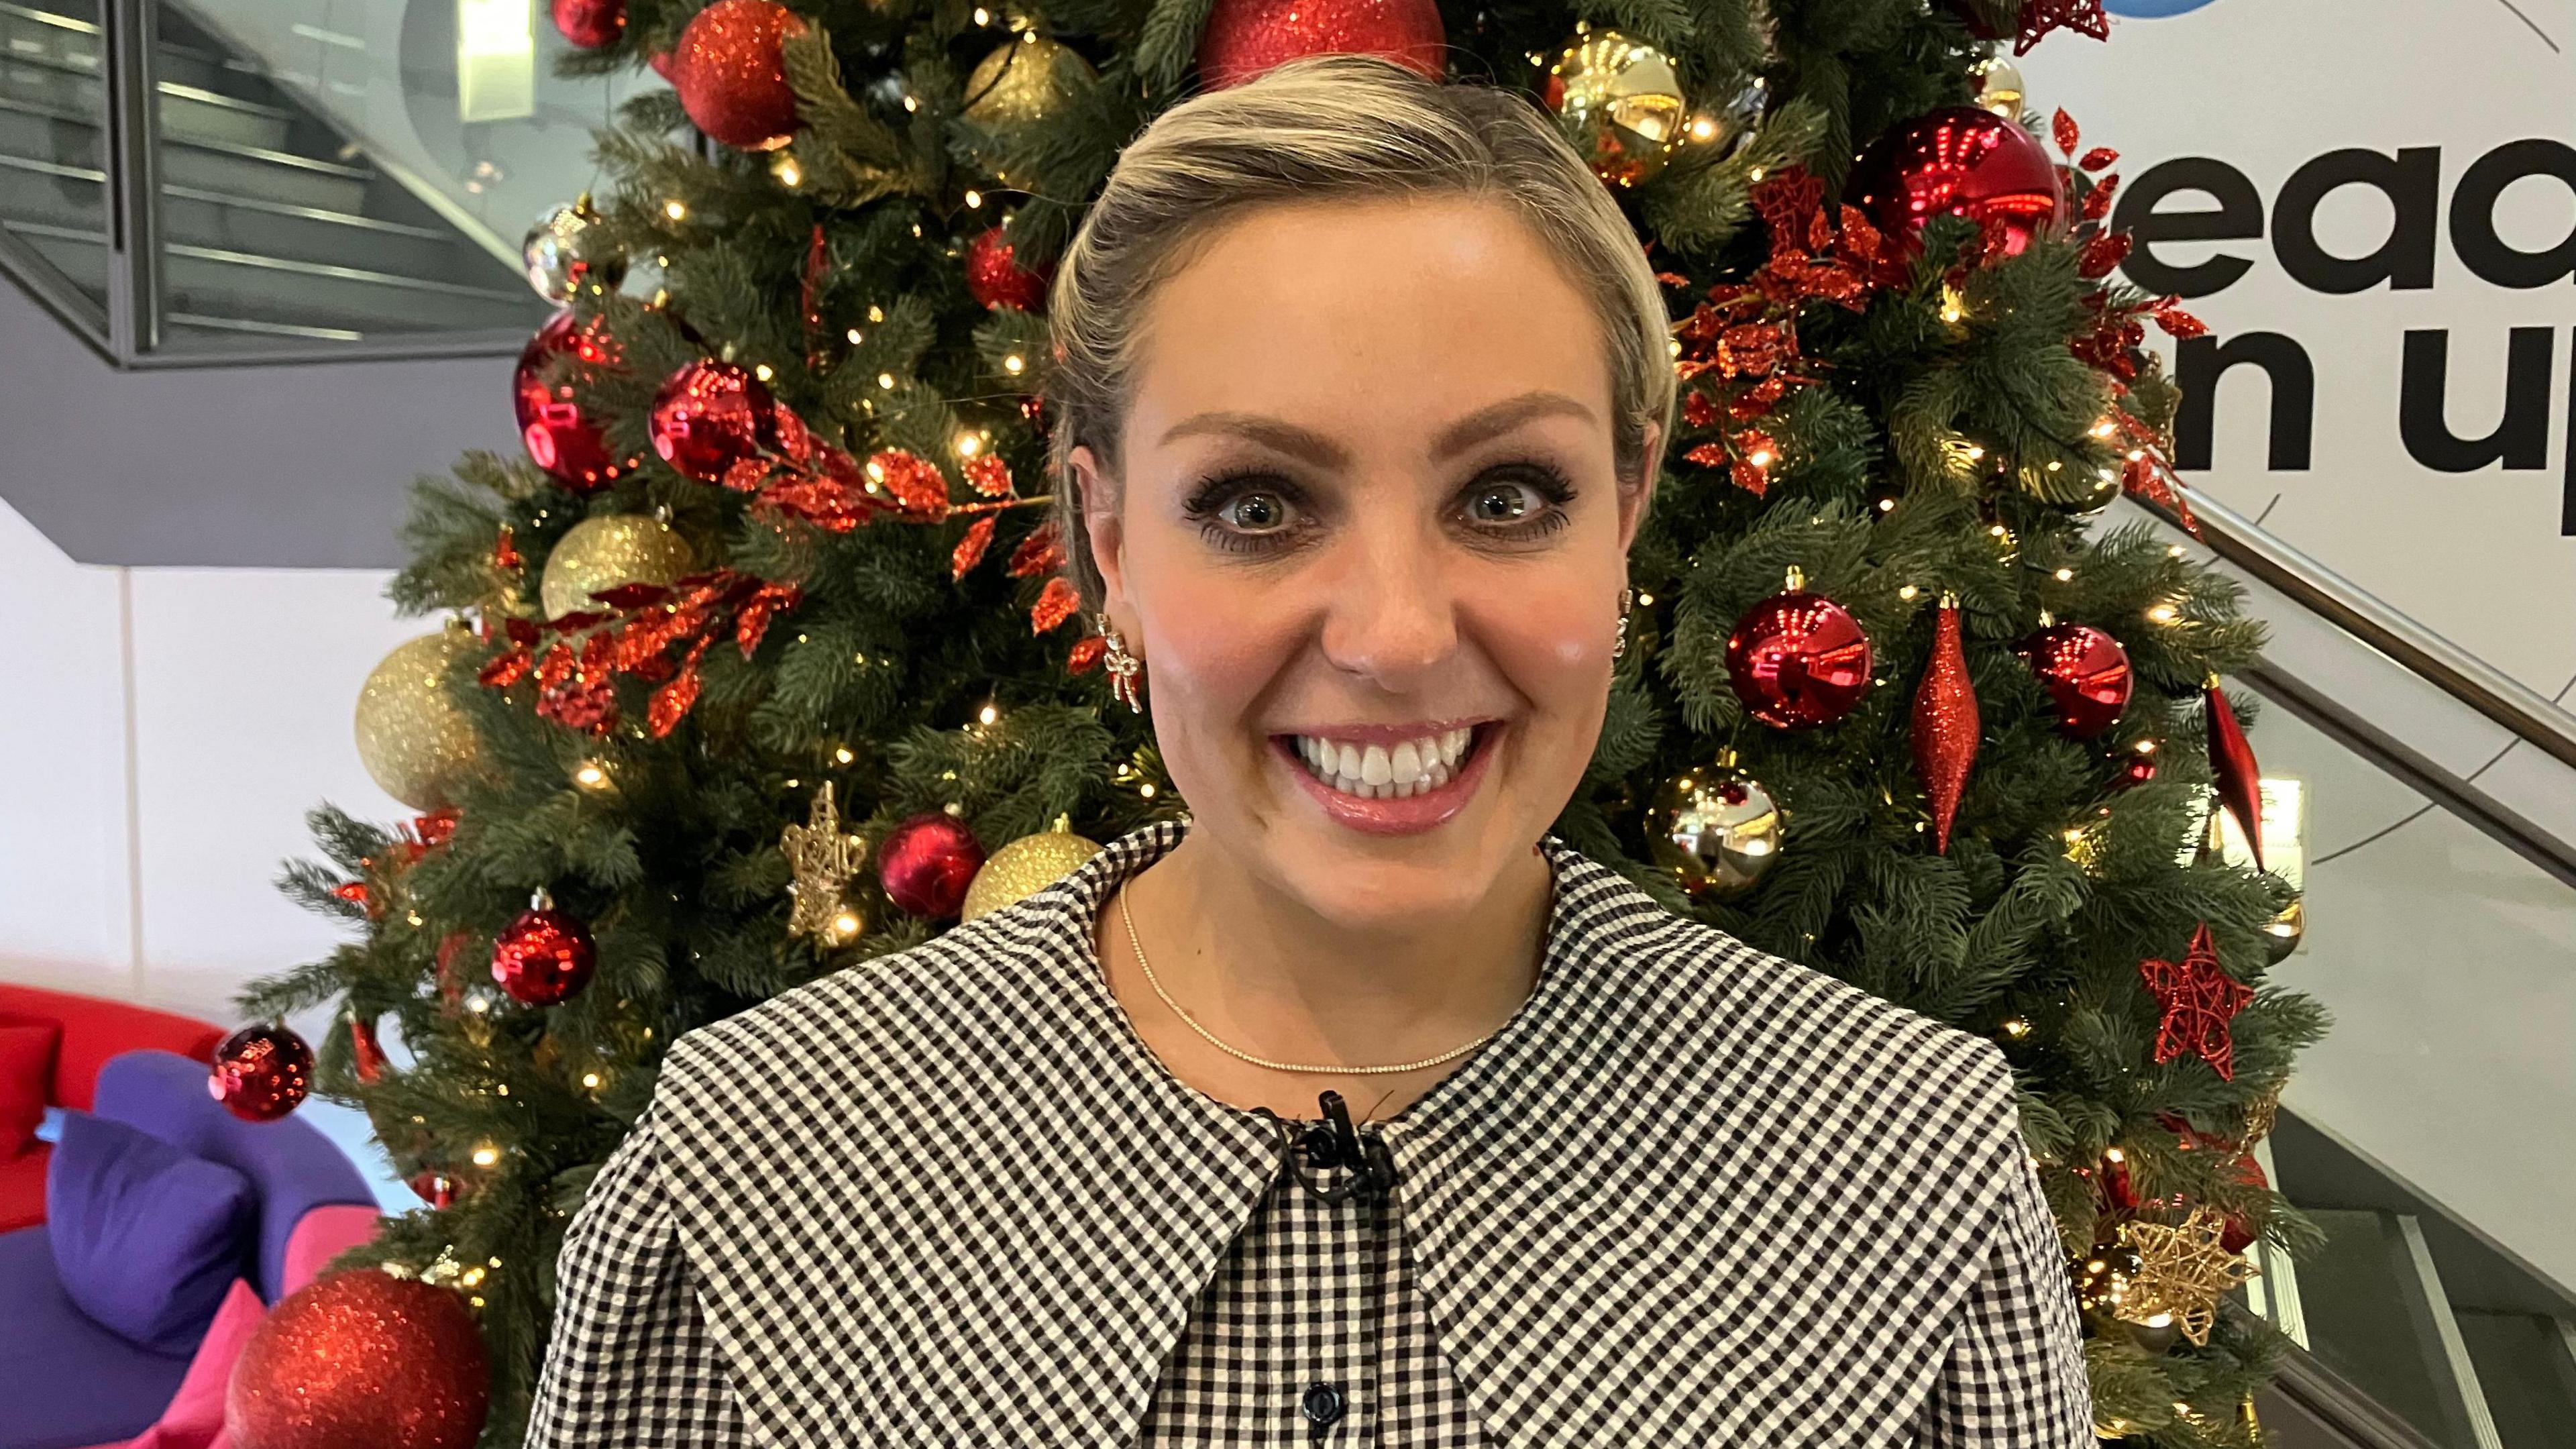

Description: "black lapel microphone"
1272 1090 1398 1203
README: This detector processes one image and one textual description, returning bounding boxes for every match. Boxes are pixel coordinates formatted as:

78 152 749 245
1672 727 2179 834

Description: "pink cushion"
281 1204 380 1294
124 1277 264 1449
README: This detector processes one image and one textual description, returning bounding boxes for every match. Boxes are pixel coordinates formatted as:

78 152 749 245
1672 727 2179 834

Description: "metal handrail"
2131 487 2576 771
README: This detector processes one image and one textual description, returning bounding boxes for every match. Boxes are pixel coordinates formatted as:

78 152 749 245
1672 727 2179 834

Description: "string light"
754 363 775 382
580 1071 602 1089
965 189 984 208
903 94 918 112
2167 544 2188 558
1637 591 1654 606
772 155 802 188
2090 419 2118 439
2146 601 2182 625
977 702 1002 726
973 4 989 19
834 745 855 764
955 431 983 458
878 372 896 389
2053 568 2074 582
848 328 865 344
1897 584 1920 601
1688 115 1717 142
867 305 884 322
470 1144 500 1167
662 199 687 221
1003 353 1025 374
2002 1018 2033 1038
828 909 863 941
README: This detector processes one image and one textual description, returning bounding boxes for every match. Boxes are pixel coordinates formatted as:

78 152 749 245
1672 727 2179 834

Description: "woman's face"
1075 195 1657 930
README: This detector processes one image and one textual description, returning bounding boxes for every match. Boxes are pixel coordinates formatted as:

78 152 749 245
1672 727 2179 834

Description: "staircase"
0 0 544 344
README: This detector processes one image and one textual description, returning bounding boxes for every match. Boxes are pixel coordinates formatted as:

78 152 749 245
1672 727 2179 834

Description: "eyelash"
1182 462 1579 555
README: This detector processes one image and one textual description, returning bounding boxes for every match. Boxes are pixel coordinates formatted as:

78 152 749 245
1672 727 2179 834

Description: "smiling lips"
1271 722 1497 835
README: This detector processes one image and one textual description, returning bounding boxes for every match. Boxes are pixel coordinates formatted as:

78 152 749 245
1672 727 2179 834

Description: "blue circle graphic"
2105 0 2222 13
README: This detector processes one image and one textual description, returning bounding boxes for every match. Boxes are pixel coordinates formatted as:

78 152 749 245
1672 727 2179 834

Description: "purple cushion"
46 1112 253 1355
0 1224 191 1449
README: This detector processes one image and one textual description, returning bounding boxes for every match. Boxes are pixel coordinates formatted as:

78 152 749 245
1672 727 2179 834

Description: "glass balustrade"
0 0 112 321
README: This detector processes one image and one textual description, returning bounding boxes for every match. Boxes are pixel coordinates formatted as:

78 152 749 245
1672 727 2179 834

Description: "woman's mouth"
1269 722 1499 835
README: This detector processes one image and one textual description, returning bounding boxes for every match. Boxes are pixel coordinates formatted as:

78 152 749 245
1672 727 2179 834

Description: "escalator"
2130 488 2576 1449
0 0 543 344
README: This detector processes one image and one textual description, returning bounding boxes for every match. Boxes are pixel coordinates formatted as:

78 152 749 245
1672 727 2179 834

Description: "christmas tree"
232 0 2326 1442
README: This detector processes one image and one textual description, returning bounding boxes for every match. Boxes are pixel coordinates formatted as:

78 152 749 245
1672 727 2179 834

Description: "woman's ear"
1072 443 1131 631
1616 421 1663 555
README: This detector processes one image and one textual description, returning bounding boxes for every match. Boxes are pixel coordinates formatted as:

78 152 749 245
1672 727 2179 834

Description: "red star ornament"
2016 0 2109 53
2140 923 2256 1080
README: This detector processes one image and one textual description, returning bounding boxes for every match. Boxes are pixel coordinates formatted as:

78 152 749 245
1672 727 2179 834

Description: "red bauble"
2116 747 2159 790
649 360 789 484
965 225 1053 312
2204 678 2265 870
1911 597 1980 853
551 0 624 48
670 0 804 150
515 312 633 492
2018 622 2131 738
1196 0 1445 91
409 1171 459 1209
227 1270 489 1449
878 812 985 918
208 1024 313 1122
490 900 596 1006
350 1014 388 1085
2098 1150 2138 1212
1849 106 2068 256
2220 1153 2268 1252
1725 582 1874 729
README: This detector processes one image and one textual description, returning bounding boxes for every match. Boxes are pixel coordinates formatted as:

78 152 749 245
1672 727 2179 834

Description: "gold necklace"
1116 888 1501 1077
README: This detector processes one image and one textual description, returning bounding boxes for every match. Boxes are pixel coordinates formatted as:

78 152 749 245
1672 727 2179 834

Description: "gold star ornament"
2118 1206 2257 1346
781 782 867 943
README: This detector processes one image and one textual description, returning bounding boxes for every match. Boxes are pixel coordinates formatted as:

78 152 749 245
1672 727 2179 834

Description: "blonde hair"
1044 52 1674 610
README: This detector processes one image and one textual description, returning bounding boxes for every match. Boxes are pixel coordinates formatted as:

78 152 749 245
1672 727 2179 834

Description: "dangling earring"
1612 585 1636 660
1098 612 1144 714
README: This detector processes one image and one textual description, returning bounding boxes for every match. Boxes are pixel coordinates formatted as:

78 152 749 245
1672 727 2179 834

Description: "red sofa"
0 983 225 1234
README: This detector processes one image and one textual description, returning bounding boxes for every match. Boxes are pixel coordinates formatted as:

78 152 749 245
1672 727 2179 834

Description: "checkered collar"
648 815 2022 1444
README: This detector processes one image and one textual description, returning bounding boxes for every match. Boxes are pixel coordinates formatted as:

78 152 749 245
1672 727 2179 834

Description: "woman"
526 54 2092 1446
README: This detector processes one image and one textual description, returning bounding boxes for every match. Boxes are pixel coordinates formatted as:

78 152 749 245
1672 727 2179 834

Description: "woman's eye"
1220 490 1293 532
1466 481 1544 524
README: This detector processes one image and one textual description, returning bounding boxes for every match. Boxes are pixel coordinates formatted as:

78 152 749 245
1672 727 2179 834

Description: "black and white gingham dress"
525 818 2094 1446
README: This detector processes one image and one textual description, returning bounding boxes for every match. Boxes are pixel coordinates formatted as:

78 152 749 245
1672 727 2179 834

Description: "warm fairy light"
972 4 989 20
1637 592 1654 606
2147 601 2181 624
2136 739 2157 753
773 155 802 188
580 1071 602 1089
965 189 984 209
834 745 855 764
1965 445 1986 460
1021 28 1036 42
1688 115 1717 142
867 305 885 322
903 94 919 112
956 431 983 458
1748 166 1766 182
1897 584 1919 600
1002 354 1027 376
878 372 896 390
470 1145 500 1167
495 1083 510 1096
1746 446 1775 469
2045 460 2063 472
2002 1018 2033 1038
1139 782 1158 798
460 1266 486 1287
2053 568 2074 582
663 198 687 220
2128 449 2147 461
1988 524 2008 537
847 327 864 344
828 909 863 941
2168 544 2188 558
2090 419 2118 438
2105 1146 2126 1163
1667 337 1684 358
865 459 886 482
754 363 775 382
977 702 1001 726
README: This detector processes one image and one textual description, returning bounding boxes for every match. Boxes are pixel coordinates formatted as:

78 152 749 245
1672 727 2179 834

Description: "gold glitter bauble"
539 515 697 619
962 826 1104 921
354 628 484 812
1647 762 1782 900
962 36 1093 128
1543 30 1688 186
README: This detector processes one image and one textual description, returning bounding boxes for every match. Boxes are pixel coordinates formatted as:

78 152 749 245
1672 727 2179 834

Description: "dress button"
1301 1382 1346 1427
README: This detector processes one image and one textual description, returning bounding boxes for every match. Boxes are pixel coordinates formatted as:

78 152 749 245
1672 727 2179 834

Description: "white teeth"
1286 727 1480 799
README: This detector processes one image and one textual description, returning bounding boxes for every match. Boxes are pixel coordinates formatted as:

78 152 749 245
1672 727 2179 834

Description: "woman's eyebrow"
1156 390 1596 466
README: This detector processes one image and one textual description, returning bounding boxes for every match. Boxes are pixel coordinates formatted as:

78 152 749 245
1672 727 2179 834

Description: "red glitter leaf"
591 582 675 610
2082 172 2123 221
535 642 579 692
961 452 1013 498
953 515 998 580
2079 146 2120 172
2154 304 2208 339
1029 576 1081 634
2052 109 2081 157
1682 392 1722 429
735 582 800 658
868 450 952 518
480 648 533 688
647 636 710 738
502 618 541 649
333 880 371 910
722 456 774 493
1067 635 1106 674
1682 441 1733 468
413 808 461 849
2078 231 2134 279
758 474 871 532
1654 270 1692 288
1008 519 1066 579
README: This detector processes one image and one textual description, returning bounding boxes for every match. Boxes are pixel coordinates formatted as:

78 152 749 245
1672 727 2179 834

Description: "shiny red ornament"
2098 1150 2138 1212
2220 1152 2268 1252
1196 0 1444 91
350 1015 388 1085
670 0 804 150
1849 106 2068 257
964 225 1053 312
551 0 624 48
1911 596 1979 853
515 313 634 493
1725 578 1874 729
877 812 985 918
490 898 596 1006
2204 677 2265 871
227 1270 489 1449
208 1024 313 1122
408 1170 458 1209
2140 922 2255 1081
2116 747 2159 791
649 360 788 484
2017 622 2131 738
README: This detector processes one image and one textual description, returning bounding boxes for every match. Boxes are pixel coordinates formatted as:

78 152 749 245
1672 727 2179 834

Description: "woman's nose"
1316 545 1457 688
